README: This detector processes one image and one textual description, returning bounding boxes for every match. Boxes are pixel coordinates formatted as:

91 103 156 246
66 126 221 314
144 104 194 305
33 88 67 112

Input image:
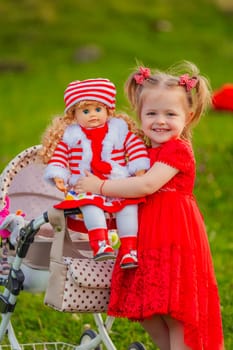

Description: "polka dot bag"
44 207 115 313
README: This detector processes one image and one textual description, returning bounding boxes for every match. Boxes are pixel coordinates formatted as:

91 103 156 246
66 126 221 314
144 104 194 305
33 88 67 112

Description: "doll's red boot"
88 228 115 261
120 236 138 269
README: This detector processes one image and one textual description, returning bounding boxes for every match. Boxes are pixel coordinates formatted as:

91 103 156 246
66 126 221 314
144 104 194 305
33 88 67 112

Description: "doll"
40 78 150 268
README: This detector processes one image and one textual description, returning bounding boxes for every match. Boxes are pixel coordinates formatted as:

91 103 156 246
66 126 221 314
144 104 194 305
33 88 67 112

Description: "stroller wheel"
79 329 101 350
128 341 146 350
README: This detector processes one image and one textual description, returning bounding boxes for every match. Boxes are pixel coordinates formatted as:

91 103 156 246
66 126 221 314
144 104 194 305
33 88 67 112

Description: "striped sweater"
44 117 150 186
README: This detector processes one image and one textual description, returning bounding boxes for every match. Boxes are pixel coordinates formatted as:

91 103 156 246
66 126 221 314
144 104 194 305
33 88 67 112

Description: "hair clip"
179 74 197 92
134 67 151 85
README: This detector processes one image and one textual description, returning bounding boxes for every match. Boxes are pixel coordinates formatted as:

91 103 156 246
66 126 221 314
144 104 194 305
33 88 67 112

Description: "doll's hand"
75 171 102 194
135 169 146 176
54 177 67 193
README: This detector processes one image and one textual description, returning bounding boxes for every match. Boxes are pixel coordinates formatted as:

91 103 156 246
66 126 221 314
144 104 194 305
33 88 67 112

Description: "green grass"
0 0 232 348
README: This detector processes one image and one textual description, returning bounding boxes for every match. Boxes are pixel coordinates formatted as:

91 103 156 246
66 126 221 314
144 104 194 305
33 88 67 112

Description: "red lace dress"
108 139 224 350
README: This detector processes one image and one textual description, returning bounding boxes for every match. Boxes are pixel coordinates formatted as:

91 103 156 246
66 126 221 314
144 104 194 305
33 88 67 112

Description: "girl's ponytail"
193 75 212 123
124 71 141 111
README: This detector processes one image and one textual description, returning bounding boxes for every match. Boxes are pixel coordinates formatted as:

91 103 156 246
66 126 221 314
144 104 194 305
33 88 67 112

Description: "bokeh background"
0 0 232 348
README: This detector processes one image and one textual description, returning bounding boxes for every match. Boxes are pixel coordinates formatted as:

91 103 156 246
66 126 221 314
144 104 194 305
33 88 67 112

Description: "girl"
40 78 149 268
76 63 224 349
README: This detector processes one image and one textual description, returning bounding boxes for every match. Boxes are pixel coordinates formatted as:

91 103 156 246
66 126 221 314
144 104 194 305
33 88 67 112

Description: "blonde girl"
76 62 224 350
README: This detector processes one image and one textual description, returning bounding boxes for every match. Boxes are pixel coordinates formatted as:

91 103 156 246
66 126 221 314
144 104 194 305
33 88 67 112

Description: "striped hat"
64 78 116 112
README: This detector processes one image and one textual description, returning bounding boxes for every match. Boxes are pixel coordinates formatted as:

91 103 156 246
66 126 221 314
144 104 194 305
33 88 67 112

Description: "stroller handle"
16 212 49 258
16 208 82 259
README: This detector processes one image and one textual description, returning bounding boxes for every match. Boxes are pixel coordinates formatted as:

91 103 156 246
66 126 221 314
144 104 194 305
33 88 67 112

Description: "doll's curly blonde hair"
40 101 144 164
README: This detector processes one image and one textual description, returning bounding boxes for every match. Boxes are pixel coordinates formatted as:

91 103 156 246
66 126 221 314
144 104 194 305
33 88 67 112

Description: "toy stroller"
0 145 146 350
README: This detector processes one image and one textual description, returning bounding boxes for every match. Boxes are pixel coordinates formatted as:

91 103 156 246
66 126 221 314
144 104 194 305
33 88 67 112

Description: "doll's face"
74 102 109 128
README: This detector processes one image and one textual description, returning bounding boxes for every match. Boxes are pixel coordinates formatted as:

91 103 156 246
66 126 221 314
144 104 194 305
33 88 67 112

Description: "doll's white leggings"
80 204 138 238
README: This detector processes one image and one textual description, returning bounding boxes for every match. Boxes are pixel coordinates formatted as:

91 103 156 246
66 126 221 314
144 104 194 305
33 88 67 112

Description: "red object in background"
212 84 233 112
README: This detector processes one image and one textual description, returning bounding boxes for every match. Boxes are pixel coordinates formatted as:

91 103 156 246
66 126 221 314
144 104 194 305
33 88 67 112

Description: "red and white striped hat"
64 78 116 112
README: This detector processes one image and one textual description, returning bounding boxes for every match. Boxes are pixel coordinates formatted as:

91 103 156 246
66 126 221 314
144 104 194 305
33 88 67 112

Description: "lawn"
0 0 232 348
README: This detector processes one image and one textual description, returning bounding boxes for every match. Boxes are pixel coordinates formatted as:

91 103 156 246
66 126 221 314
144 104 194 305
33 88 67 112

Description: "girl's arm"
76 162 179 198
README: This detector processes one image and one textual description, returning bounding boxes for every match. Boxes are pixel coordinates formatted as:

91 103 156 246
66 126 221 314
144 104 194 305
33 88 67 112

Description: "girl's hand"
75 171 102 194
54 177 67 193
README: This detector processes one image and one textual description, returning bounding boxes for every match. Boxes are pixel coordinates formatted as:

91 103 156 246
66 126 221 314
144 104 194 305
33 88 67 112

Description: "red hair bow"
134 66 151 85
179 74 197 92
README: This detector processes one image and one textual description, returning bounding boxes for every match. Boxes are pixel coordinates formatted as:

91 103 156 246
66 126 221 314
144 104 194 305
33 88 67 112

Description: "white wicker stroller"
0 145 146 350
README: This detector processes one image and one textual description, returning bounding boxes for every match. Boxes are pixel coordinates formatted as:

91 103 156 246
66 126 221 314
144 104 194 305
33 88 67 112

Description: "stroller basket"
0 342 76 350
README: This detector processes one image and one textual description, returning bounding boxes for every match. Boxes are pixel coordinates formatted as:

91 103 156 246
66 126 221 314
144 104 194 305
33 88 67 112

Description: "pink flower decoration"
134 66 151 85
179 74 197 92
0 196 10 239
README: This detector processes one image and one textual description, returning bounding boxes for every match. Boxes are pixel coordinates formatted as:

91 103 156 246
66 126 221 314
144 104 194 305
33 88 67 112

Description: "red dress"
108 139 224 350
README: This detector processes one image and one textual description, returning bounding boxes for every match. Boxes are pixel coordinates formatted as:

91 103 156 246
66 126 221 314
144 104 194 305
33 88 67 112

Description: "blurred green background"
0 0 232 349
